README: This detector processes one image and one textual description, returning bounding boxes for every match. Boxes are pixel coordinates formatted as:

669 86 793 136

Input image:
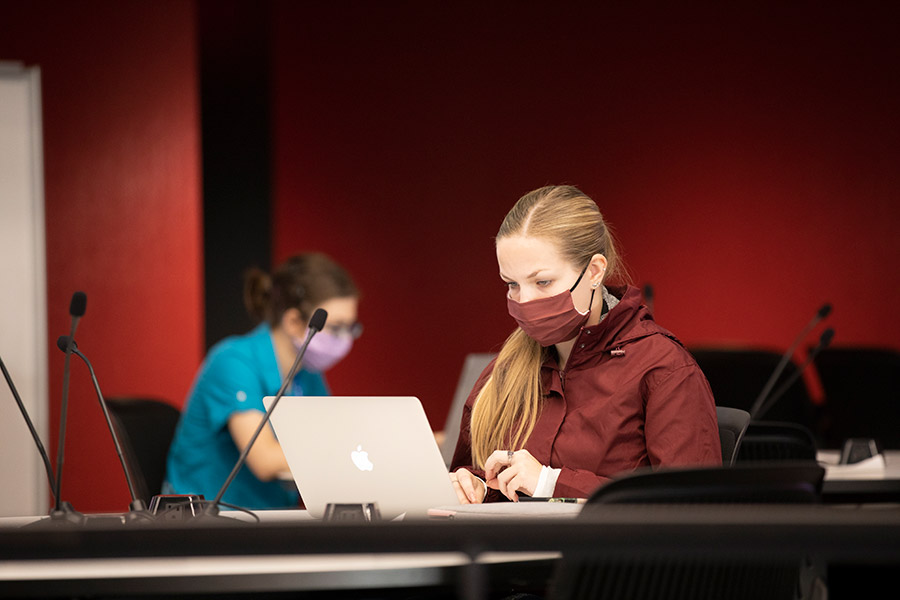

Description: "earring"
592 282 600 289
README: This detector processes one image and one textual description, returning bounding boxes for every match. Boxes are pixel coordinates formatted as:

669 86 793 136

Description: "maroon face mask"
506 263 596 346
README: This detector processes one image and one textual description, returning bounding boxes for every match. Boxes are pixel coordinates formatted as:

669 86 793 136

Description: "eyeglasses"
323 322 364 339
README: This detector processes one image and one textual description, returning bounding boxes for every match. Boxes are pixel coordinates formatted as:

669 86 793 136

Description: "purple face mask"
295 330 354 373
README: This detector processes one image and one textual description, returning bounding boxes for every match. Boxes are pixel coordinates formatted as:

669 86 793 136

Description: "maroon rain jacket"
451 285 721 501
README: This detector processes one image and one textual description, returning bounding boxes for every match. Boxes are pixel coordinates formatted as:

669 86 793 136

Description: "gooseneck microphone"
1 354 58 502
206 308 328 515
56 336 148 514
749 303 832 419
753 328 835 420
54 291 87 515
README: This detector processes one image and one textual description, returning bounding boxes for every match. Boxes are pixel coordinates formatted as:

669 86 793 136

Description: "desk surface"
818 450 900 503
4 456 900 598
3 504 899 560
2 504 900 598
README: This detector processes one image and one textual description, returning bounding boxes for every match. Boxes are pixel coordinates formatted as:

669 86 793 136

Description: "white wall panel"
0 63 48 517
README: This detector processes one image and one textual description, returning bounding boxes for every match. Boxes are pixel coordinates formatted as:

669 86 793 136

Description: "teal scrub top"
164 323 329 509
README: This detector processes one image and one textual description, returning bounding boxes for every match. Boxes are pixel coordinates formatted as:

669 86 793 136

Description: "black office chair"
736 421 818 463
690 347 818 431
716 406 751 466
106 397 181 505
814 346 900 449
550 463 825 600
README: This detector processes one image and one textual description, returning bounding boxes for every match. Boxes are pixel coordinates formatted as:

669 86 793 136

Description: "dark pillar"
198 0 272 349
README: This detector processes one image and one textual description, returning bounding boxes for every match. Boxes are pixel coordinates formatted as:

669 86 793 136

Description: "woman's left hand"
483 449 542 501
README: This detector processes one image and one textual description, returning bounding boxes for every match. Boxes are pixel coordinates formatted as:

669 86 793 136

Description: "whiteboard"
0 63 49 517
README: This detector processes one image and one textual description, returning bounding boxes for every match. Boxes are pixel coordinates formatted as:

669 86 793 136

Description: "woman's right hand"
450 468 486 504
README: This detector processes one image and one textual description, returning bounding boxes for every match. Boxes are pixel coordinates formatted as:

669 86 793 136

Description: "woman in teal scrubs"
164 253 361 509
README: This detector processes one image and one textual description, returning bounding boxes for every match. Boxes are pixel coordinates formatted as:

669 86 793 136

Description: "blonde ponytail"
471 328 546 468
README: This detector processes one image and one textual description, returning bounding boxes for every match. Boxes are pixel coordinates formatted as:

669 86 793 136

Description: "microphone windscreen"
309 308 328 332
817 303 832 319
820 327 835 347
70 292 87 317
56 336 76 352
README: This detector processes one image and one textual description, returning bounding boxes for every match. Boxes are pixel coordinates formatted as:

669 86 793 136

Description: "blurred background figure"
164 253 361 509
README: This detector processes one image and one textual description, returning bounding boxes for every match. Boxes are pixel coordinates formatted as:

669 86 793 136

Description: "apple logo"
351 445 374 471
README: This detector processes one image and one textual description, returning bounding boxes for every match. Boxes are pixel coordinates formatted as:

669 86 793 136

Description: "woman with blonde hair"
450 185 720 503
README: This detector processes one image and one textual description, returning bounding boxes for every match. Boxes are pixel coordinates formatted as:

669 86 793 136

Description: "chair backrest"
689 347 816 429
440 353 496 467
814 346 900 449
736 421 818 463
585 463 824 506
716 406 750 466
106 397 181 504
551 464 824 600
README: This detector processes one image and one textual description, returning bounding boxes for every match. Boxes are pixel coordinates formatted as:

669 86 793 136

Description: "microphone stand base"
23 501 86 528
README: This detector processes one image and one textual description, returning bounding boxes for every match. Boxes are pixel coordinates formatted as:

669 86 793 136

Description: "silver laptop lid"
264 396 459 519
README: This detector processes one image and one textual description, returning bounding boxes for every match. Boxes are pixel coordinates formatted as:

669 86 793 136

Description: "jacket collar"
542 284 682 373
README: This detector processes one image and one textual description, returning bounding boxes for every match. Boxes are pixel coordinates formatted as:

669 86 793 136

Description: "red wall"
271 4 900 428
1 1 203 512
2 2 899 513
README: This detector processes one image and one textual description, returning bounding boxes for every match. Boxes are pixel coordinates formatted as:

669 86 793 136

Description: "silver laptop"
264 396 459 519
